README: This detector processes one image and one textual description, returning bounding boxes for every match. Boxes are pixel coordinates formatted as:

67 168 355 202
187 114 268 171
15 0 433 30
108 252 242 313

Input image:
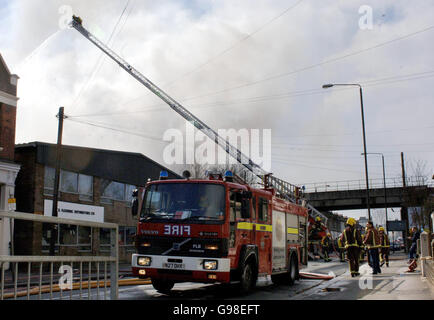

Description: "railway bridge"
302 176 432 212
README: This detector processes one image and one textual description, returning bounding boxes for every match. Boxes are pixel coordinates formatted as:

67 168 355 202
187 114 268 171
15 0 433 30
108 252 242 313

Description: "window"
78 174 93 201
99 228 111 252
141 183 225 221
125 227 136 245
59 224 76 245
44 166 55 195
78 226 92 249
119 226 136 252
258 198 268 222
242 197 250 219
143 188 162 214
100 227 136 252
44 167 93 199
111 182 125 201
101 179 137 204
42 224 59 253
229 191 242 248
125 184 136 202
61 170 78 193
42 224 92 252
229 191 242 222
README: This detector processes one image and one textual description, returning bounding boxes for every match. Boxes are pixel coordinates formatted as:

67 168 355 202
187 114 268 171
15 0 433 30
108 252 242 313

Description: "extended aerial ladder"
69 15 327 223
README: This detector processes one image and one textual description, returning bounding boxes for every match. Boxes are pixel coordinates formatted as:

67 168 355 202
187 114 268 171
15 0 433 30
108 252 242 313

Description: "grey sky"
1 0 433 219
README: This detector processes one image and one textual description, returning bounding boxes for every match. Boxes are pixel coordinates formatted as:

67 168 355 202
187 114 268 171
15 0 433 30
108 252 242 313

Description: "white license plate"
162 262 185 269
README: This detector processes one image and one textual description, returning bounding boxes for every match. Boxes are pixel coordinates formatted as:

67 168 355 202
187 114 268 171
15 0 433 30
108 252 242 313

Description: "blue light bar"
159 171 169 179
224 170 233 178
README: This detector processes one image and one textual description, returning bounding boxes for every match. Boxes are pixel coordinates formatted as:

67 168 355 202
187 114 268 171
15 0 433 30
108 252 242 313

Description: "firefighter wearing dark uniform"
309 217 325 258
337 234 346 262
309 217 324 239
363 221 381 274
378 227 390 267
321 233 332 262
340 218 362 277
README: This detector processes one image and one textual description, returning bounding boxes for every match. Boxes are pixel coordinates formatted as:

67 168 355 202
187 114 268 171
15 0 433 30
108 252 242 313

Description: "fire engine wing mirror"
132 199 138 216
131 189 139 216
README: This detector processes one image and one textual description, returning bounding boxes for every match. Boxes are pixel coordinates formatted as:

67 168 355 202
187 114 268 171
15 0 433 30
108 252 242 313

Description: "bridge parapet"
303 185 432 211
301 176 430 193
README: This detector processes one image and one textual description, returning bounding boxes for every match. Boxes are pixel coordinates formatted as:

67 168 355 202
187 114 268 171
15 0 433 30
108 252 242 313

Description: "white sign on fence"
44 200 104 223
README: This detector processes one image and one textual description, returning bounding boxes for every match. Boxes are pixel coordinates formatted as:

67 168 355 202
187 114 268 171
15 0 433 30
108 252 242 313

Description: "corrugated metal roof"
15 141 180 186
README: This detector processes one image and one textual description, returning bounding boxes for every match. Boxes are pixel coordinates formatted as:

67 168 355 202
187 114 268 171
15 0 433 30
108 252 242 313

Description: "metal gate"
0 210 118 300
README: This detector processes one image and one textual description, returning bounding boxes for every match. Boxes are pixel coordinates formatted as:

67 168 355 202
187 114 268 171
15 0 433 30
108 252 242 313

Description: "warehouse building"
14 142 180 262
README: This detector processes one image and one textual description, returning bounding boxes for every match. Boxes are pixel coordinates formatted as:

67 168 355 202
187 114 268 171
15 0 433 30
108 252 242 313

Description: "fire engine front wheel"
239 262 256 293
151 279 174 294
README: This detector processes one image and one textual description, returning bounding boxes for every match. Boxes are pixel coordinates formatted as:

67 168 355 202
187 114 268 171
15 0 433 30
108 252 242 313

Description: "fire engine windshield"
140 183 225 222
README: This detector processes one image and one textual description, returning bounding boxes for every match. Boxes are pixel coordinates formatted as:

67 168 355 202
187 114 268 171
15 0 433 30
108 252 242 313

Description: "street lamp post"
322 83 371 220
363 152 388 229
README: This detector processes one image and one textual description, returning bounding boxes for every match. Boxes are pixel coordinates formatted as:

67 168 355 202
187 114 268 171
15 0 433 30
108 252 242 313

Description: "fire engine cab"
131 170 308 293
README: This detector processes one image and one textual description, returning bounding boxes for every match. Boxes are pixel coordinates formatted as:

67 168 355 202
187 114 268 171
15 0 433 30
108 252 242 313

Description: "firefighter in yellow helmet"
321 233 332 262
378 227 390 267
340 218 362 277
337 233 346 262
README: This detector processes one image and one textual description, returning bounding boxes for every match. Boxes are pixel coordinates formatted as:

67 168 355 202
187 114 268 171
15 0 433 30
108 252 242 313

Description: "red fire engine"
70 15 319 293
131 171 308 293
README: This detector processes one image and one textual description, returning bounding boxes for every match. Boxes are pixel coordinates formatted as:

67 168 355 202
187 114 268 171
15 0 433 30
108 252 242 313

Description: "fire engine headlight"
203 260 218 270
137 256 152 266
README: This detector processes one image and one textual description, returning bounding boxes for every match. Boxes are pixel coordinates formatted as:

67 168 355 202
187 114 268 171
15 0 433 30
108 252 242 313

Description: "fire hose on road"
299 272 335 280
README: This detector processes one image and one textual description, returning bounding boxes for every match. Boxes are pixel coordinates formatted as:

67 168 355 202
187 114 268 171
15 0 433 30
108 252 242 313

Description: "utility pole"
358 86 371 221
400 152 409 253
323 83 371 220
381 154 388 229
363 152 387 229
49 107 65 255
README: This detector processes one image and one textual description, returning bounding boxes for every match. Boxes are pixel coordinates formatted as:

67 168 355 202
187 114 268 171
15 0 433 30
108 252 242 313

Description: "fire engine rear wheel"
151 279 174 294
239 262 256 293
272 254 298 286
287 254 298 286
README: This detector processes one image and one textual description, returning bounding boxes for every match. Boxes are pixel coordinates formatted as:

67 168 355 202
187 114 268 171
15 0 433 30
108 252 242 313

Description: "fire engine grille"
157 269 193 275
137 236 228 258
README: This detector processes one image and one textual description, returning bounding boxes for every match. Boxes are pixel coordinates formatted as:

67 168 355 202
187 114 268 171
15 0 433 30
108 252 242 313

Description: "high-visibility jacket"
321 236 331 247
340 226 362 249
364 228 381 249
337 237 343 249
379 233 390 248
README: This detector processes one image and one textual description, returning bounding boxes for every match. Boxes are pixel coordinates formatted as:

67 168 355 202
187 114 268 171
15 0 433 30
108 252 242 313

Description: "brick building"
0 54 21 268
14 141 180 262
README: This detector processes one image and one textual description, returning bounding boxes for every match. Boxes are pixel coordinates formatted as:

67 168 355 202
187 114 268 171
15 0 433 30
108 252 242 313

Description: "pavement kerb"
2 278 151 299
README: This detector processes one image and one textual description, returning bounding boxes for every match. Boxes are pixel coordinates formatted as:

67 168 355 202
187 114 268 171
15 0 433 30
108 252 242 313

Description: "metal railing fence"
302 176 430 193
0 210 118 300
